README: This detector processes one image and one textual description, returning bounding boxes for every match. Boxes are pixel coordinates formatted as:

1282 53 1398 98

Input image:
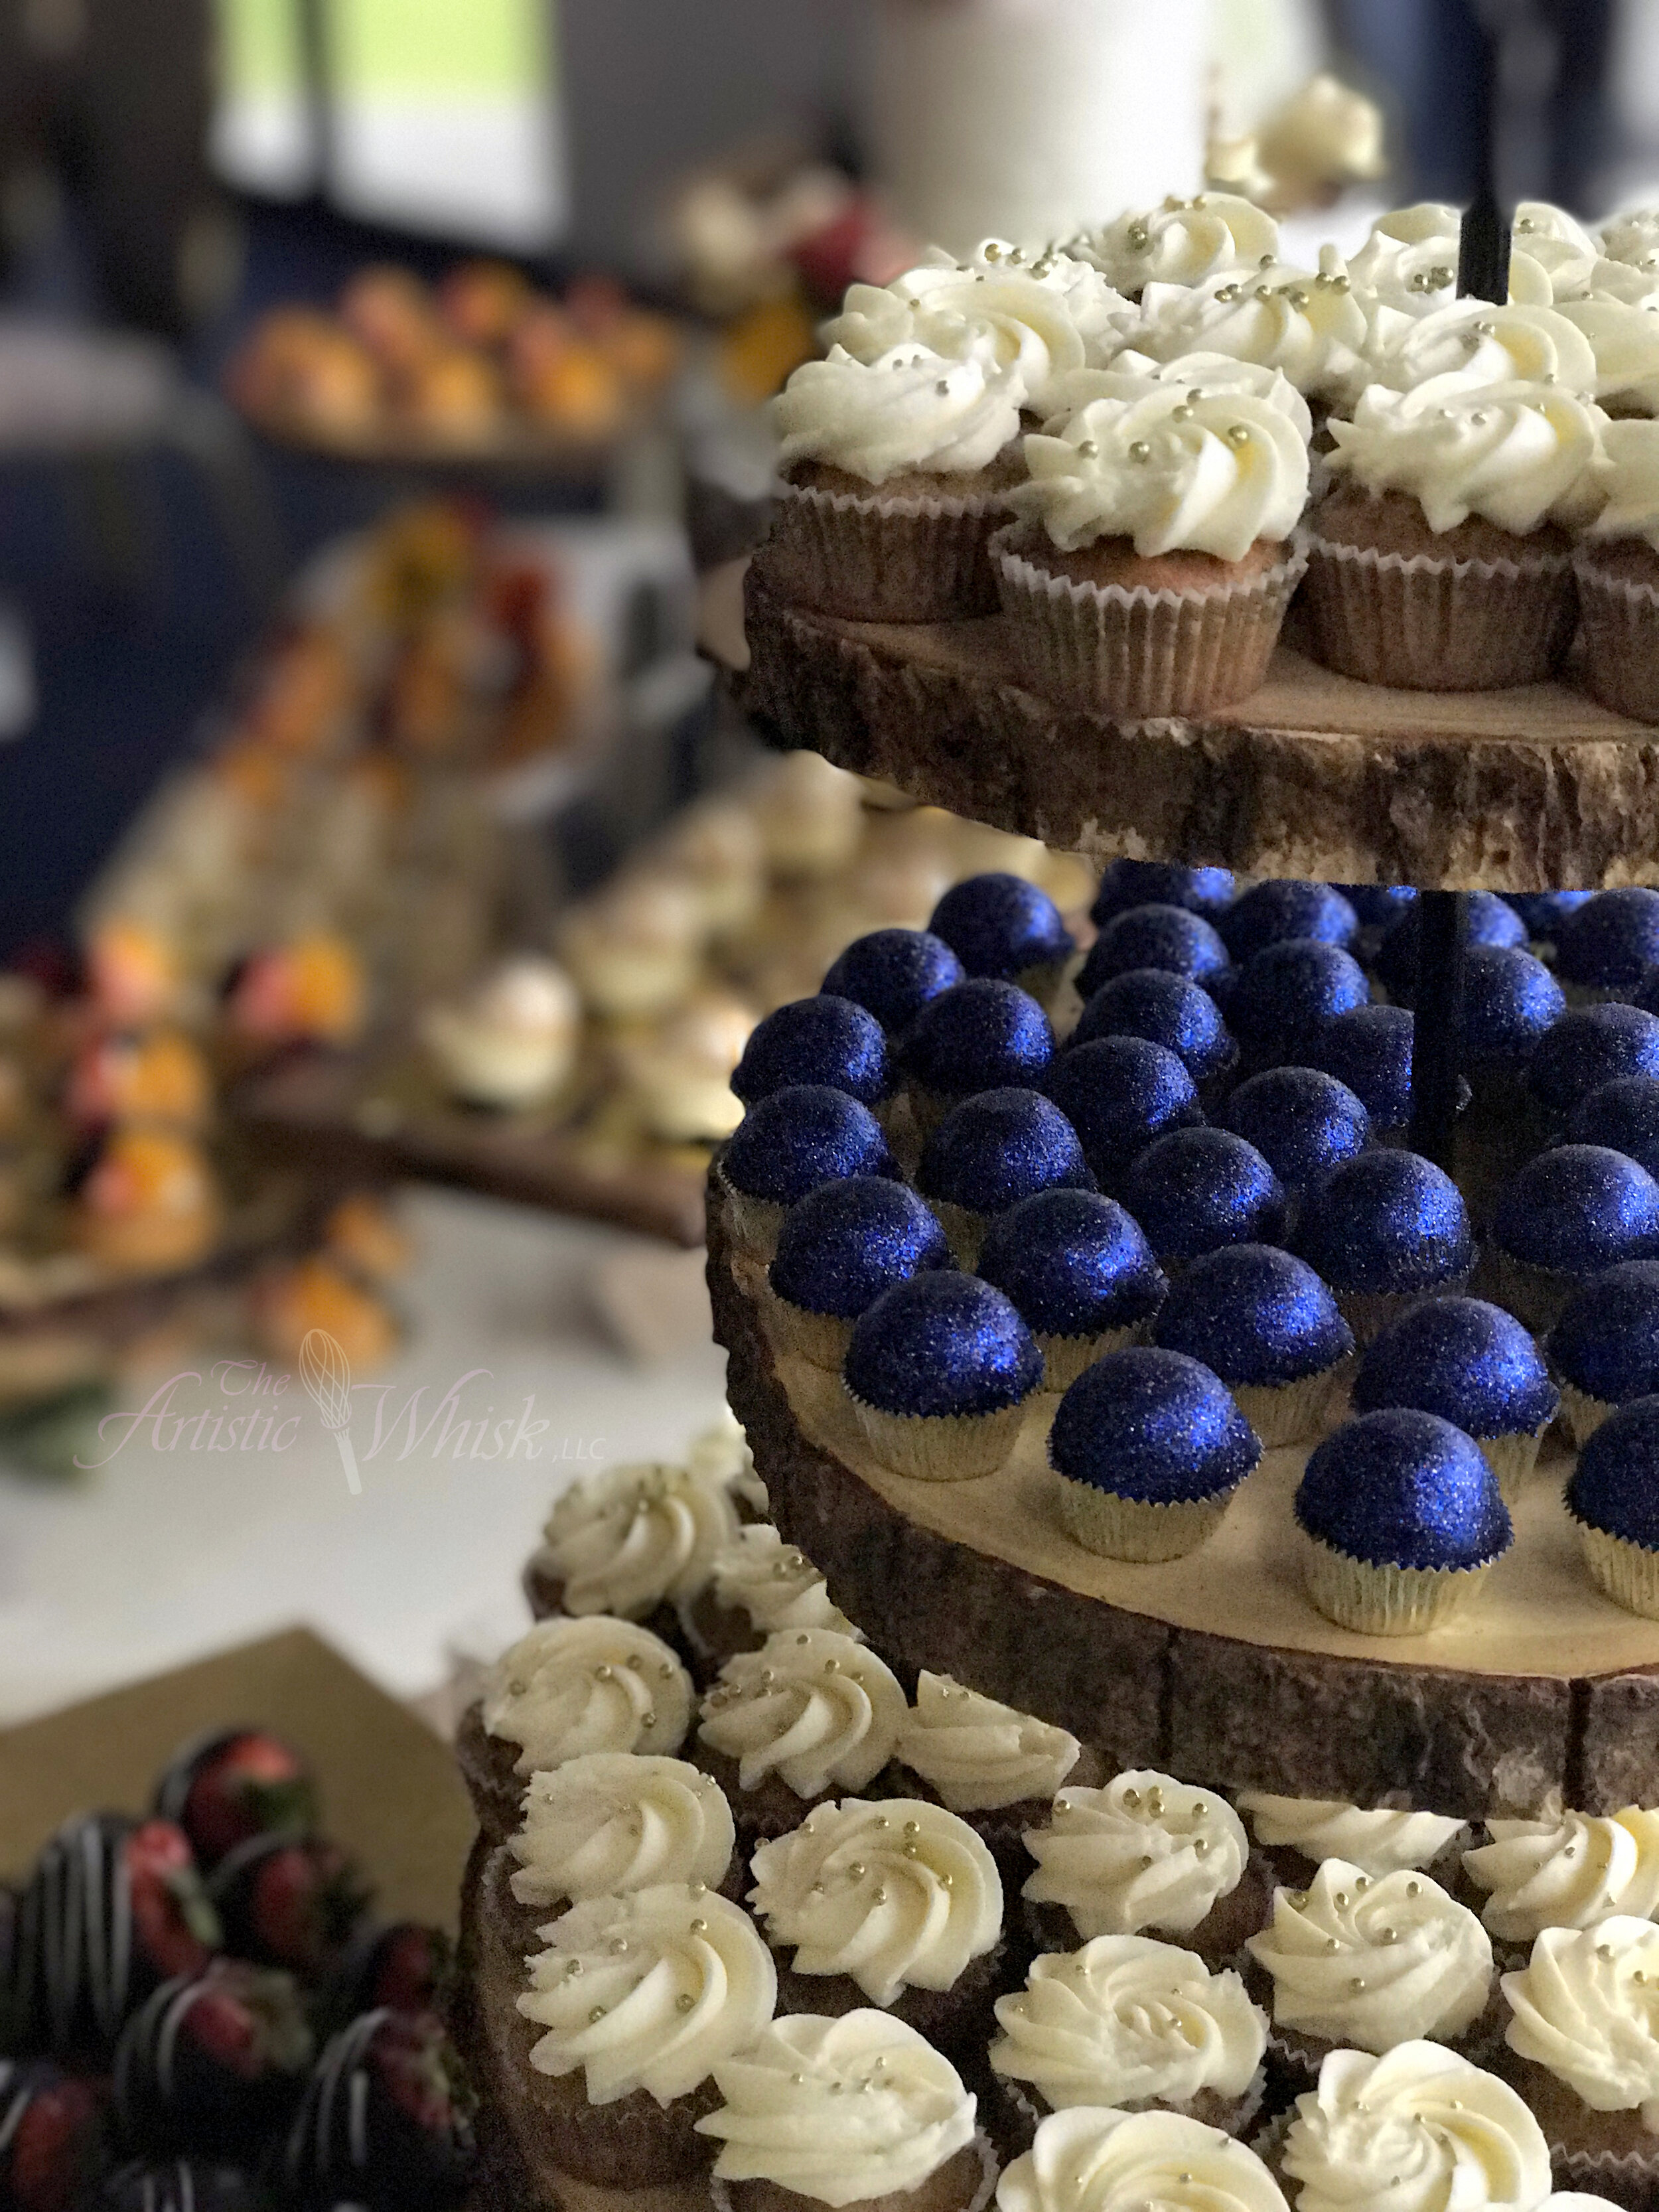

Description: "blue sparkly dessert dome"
1494 1143 1659 1275
1374 890 1526 1000
1152 1243 1354 1387
1218 1066 1370 1192
928 873 1074 982
1296 1408 1512 1570
1550 1259 1659 1406
1569 1074 1659 1167
1078 904 1232 997
770 1175 952 1320
1071 968 1238 1088
1091 861 1235 926
901 978 1056 1099
977 1187 1166 1339
1528 1003 1659 1117
1048 1345 1262 1503
1227 939 1371 1068
1504 890 1592 942
1459 945 1565 1070
843 1270 1042 1418
1568 1394 1659 1552
733 993 891 1108
1308 1003 1416 1132
917 1088 1094 1215
1122 1126 1288 1262
1555 888 1659 991
1043 1036 1202 1186
1218 879 1358 964
723 1084 895 1204
1294 1147 1471 1293
1338 885 1417 931
1352 1296 1557 1439
820 928 966 1034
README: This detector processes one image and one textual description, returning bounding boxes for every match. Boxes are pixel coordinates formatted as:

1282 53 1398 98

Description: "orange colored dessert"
66 1029 212 1134
323 1192 414 1284
86 920 181 1028
253 1254 400 1373
228 936 367 1049
71 1128 222 1274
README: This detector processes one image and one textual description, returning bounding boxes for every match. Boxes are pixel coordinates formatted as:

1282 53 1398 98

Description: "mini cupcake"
1305 376 1599 690
901 982 1057 1135
896 1672 1084 1873
1373 892 1528 1004
989 1935 1267 2144
1293 1149 1473 1341
1070 970 1239 1096
1122 1129 1289 1269
1001 2105 1289 2212
1574 416 1659 721
995 385 1308 718
1294 1409 1512 1636
750 753 867 879
1339 884 1419 946
1490 1146 1659 1331
1350 1298 1558 1500
1226 942 1372 1073
1218 1068 1371 1202
916 1090 1094 1265
1078 194 1281 295
928 875 1076 1004
419 956 580 1110
767 1175 952 1370
765 342 1025 621
1218 882 1360 966
1507 890 1594 945
1021 1769 1266 1967
1152 1244 1355 1447
1460 946 1567 1102
1234 1795 1467 1887
1556 891 1659 1003
1567 1396 1659 1618
1309 1004 1417 1143
697 1628 908 1846
1092 861 1236 926
1529 1005 1659 1123
1550 1261 1659 1442
731 996 892 1113
822 928 968 1034
843 1272 1044 1481
696 2010 987 2212
977 1188 1167 1390
1465 1807 1659 1953
748 1799 1005 2055
69 1128 222 1276
526 1455 739 1641
1049 1347 1262 1562
1043 1038 1203 1193
507 1752 737 1908
1499 1916 1659 2192
1569 1076 1659 1166
687 1525 861 1670
1076 906 1233 998
718 1085 897 1260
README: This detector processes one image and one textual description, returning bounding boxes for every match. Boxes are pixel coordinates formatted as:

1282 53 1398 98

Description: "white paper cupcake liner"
759 477 1010 622
1057 1478 1234 1562
990 524 1306 719
1546 2140 1659 2212
1303 533 1577 690
847 1388 1031 1482
1573 550 1659 725
1334 1274 1473 1346
1231 1359 1354 1449
1580 1523 1659 1619
1301 1531 1492 1636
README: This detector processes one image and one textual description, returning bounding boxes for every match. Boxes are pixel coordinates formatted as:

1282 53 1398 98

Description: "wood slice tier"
708 1181 1659 1818
735 563 1659 893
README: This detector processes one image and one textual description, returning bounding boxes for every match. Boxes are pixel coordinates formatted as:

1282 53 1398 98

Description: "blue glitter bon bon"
1295 1149 1471 1298
1043 1037 1202 1189
1076 905 1232 998
1338 885 1417 932
1555 888 1659 994
1226 940 1371 1070
733 994 891 1108
1504 890 1592 942
901 980 1056 1104
722 1084 896 1205
1296 1409 1512 1571
1374 890 1526 1001
843 1271 1042 1418
1459 946 1565 1076
1308 1004 1417 1135
1153 1243 1352 1388
1122 1127 1288 1263
1550 1260 1659 1414
917 1088 1094 1221
977 1187 1166 1341
1218 1066 1370 1194
1352 1297 1557 1443
770 1176 952 1320
1527 1003 1659 1118
1071 969 1239 1091
820 928 966 1033
928 873 1074 984
1569 1074 1659 1166
1091 861 1235 926
1494 1144 1659 1277
1218 880 1358 964
1049 1346 1261 1503
1569 1395 1659 1553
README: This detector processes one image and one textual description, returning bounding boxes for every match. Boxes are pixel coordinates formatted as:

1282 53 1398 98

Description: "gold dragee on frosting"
1041 352 1313 442
1502 1917 1659 2120
1022 1770 1249 1941
1245 1857 1492 2053
749 1795 1003 2007
697 1627 906 1799
481 1617 693 1775
1237 1793 1466 1878
898 1670 1079 1813
997 2102 1290 2212
989 1933 1265 2113
771 343 1024 486
508 1752 734 1906
1074 192 1282 295
538 1456 738 1620
1127 249 1368 399
1464 1806 1659 1941
707 1524 861 1641
1358 301 1599 406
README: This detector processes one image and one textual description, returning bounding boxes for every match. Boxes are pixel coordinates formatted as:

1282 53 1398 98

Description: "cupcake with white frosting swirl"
1127 254 1368 403
1464 1808 1659 1956
508 1752 736 1907
999 2102 1291 2212
524 1455 740 1661
1236 1793 1467 1887
1499 1917 1659 2192
895 1671 1088 1872
685 1524 861 1670
748 1796 1005 2054
1073 194 1281 300
1573 417 1659 723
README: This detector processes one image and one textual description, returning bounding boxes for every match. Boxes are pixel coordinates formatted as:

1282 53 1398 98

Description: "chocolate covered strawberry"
153 1732 316 1870
283 2010 473 2210
112 1961 312 2156
206 1839 367 1980
96 2160 261 2212
0 2061 109 2212
322 1921 451 2031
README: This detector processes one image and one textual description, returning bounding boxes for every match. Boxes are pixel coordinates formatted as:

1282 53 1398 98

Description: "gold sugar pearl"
873 1887 888 1905
1216 284 1241 303
936 380 952 397
1600 1944 1615 1961
1172 404 1195 422
658 1662 676 1681
849 1863 867 1880
589 2006 607 2023
1226 424 1251 447
690 1918 707 1933
1122 1790 1141 1810
507 1678 528 1697
1326 1937 1340 1953
676 1993 696 2013
1407 1881 1421 1897
689 1881 707 1897
609 1937 629 1954
1380 1927 1398 1945
1354 1877 1370 1891
1287 288 1310 309
1078 440 1099 459
1289 1892 1309 1909
939 1873 954 1889
1194 1838 1210 1858
641 1711 656 1728
564 1959 583 1976
1139 1854 1155 1870
1350 1977 1366 1993
904 1820 920 1835
1334 1892 1348 1909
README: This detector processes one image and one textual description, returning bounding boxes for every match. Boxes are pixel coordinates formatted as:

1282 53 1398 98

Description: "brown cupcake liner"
757 478 1010 623
769 1935 1009 2062
1549 2146 1659 2212
518 1558 699 1675
991 524 1305 719
1303 533 1577 690
983 2067 1266 2164
455 1698 531 1846
1574 549 1659 725
709 2130 999 2212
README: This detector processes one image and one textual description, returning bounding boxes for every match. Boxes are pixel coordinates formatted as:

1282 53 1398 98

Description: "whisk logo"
299 1329 360 1494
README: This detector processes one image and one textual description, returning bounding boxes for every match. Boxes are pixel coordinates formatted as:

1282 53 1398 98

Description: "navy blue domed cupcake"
1567 1395 1659 1619
1567 1074 1659 1170
977 1187 1167 1390
1554 888 1659 1002
1459 945 1565 1094
1070 968 1239 1095
1218 881 1358 965
901 978 1056 1133
916 1087 1094 1265
768 1175 952 1369
1374 891 1526 1003
1307 1004 1416 1140
1504 889 1592 944
1151 1243 1355 1446
1226 940 1370 1071
820 928 966 1034
719 1084 897 1258
1091 861 1235 926
1121 1128 1289 1268
1043 1037 1202 1191
1338 884 1417 934
1528 1004 1659 1120
1350 1297 1558 1499
1490 1143 1659 1330
928 873 1076 1001
1550 1260 1659 1444
842 1270 1043 1481
1048 1345 1262 1561
1295 1408 1512 1635
1076 905 1232 999
1218 1067 1370 1200
1293 1149 1473 1341
732 994 892 1110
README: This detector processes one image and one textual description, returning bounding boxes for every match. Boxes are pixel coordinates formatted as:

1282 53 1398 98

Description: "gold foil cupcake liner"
1579 1524 1659 1620
1232 1359 1353 1450
1475 1423 1550 1503
1037 1323 1139 1394
848 1390 1031 1482
762 1289 857 1373
1057 1478 1234 1562
717 1169 789 1264
1559 1379 1615 1448
1482 1248 1575 1335
1303 534 1576 690
1301 1532 1491 1636
1335 1276 1471 1346
991 524 1306 719
926 1197 988 1269
1573 550 1659 725
758 479 1010 622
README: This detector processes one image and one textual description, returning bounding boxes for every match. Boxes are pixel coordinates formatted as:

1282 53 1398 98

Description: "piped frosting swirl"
999 2104 1291 2212
697 1628 906 1799
508 1753 735 1906
1464 1807 1659 1942
1325 373 1602 534
772 343 1023 485
899 1672 1080 1813
537 1457 738 1620
482 1617 693 1775
1022 1771 1249 1939
1502 1916 1659 2120
1237 1794 1465 1878
707 1524 860 1640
